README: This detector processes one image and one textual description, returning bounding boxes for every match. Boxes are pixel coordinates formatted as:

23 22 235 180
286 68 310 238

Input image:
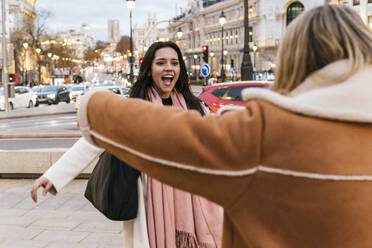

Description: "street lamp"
126 0 135 85
219 11 226 82
177 27 183 39
23 42 28 85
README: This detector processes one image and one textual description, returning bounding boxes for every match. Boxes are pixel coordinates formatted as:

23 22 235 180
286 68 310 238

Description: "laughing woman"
31 41 223 248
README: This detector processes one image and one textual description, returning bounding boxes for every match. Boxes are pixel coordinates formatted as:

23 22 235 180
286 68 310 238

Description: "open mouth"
161 75 174 85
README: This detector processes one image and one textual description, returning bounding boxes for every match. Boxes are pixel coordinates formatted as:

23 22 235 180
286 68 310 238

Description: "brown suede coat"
79 61 372 247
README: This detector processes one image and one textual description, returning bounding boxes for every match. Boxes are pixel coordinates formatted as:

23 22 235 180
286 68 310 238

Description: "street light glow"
219 11 226 26
177 27 183 39
23 42 28 49
126 0 135 10
252 44 258 52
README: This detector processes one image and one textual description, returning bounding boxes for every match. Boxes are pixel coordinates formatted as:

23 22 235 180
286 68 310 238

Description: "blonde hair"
273 4 372 94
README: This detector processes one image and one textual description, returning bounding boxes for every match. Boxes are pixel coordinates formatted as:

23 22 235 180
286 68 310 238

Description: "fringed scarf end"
176 230 217 248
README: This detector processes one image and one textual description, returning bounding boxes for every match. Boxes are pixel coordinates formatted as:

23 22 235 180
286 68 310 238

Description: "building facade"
5 0 37 84
133 13 169 58
57 24 96 59
108 20 120 43
167 0 370 80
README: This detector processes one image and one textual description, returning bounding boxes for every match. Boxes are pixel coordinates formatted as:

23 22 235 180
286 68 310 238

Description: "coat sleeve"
78 91 263 208
43 137 104 193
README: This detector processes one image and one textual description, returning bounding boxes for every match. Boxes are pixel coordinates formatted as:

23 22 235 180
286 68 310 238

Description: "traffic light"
202 45 208 63
8 74 14 82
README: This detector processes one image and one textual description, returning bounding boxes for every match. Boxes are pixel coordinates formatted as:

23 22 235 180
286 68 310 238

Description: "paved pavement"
0 104 123 247
0 179 123 248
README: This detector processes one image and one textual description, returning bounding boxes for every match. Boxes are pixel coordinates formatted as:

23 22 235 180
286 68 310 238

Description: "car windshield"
41 86 56 92
71 86 84 91
32 87 42 93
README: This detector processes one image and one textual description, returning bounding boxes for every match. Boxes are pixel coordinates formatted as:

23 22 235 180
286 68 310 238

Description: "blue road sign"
201 64 211 77
230 68 236 75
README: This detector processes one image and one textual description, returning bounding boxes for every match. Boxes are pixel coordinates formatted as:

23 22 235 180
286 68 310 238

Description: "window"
225 86 244 101
369 0 372 4
211 87 228 98
286 2 305 26
353 0 360 5
248 26 253 42
369 16 372 28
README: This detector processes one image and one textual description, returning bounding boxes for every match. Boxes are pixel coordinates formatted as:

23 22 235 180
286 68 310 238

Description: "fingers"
30 181 40 203
42 181 53 196
30 177 54 203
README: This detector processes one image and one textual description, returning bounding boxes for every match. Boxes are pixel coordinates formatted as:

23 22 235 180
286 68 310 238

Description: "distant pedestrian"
31 41 223 248
77 4 372 248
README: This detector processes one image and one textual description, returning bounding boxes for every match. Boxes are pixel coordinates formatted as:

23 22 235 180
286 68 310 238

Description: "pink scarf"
146 88 223 248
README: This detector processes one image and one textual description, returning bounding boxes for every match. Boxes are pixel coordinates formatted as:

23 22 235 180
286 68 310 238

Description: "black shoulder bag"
84 151 140 221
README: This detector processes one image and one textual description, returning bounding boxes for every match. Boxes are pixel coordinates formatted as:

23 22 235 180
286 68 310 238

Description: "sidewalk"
0 179 123 248
0 103 76 120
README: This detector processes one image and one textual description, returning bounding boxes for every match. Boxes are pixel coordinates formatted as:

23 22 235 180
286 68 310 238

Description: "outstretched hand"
30 176 54 203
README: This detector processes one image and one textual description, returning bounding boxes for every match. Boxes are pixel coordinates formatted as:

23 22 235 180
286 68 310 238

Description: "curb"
0 151 96 174
0 111 76 120
0 133 81 138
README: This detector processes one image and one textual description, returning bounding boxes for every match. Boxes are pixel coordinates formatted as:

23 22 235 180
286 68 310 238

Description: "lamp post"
23 42 29 86
241 0 254 80
252 44 258 79
219 11 226 82
193 54 198 81
36 48 41 84
47 52 52 84
126 0 135 85
1 0 9 111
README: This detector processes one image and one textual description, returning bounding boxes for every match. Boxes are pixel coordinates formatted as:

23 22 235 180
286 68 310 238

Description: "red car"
198 81 272 113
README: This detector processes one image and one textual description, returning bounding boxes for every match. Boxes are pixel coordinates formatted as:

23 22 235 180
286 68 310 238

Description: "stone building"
168 0 371 80
108 20 120 43
133 13 169 59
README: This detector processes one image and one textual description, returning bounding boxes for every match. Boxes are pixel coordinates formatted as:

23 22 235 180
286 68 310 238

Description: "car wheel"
35 101 39 107
28 101 34 108
47 101 52 105
54 97 59 104
66 97 70 104
9 102 13 110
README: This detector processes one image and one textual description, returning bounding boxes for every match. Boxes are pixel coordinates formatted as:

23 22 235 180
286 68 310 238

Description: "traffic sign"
201 63 211 77
230 68 236 75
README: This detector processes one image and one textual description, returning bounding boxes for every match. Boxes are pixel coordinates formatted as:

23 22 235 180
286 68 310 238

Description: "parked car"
36 85 71 105
120 87 130 97
32 86 43 106
0 86 37 110
197 81 272 113
75 86 125 110
70 85 86 102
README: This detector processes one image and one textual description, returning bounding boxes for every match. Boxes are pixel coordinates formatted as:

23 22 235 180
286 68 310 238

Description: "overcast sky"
35 0 190 41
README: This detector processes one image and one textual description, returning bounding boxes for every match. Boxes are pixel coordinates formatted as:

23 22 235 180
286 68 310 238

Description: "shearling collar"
241 60 372 123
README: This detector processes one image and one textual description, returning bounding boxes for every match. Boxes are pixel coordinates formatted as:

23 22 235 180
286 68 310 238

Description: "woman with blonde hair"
78 4 372 248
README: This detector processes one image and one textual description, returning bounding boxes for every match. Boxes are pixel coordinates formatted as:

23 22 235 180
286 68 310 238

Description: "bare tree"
84 40 110 63
11 8 53 83
115 36 131 55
